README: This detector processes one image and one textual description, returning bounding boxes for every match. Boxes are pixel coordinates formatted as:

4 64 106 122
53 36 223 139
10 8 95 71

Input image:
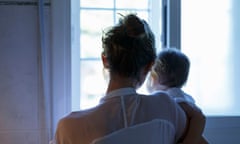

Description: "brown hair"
102 14 156 79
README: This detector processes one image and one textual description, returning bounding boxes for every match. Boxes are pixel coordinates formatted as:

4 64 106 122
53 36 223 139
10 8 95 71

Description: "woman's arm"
199 136 209 144
178 102 208 144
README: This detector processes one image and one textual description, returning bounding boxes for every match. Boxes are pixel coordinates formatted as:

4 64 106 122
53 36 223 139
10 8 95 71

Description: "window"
181 0 240 115
70 0 240 115
51 0 240 140
77 0 162 109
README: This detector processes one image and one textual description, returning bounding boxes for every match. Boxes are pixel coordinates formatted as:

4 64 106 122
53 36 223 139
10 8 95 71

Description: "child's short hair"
152 48 190 88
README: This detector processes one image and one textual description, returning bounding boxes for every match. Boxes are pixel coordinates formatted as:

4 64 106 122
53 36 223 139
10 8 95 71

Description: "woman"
54 14 187 144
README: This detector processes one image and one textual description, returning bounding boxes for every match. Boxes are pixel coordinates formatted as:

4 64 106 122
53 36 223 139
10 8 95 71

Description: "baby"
147 48 208 144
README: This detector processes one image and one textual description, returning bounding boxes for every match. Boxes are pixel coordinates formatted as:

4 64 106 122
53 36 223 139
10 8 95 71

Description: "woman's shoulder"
142 91 174 103
138 91 186 128
57 108 96 128
138 92 181 113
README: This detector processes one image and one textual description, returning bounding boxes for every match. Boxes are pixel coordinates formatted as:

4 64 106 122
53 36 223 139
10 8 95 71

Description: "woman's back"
55 88 186 144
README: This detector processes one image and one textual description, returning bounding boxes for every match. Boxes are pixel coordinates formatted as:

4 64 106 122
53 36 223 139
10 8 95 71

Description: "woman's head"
102 14 156 82
152 48 190 88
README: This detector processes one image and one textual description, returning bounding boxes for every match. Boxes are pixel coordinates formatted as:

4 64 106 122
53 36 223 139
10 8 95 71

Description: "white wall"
0 1 51 143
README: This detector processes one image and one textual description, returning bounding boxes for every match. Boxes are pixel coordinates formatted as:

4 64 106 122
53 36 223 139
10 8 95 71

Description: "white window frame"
51 0 72 134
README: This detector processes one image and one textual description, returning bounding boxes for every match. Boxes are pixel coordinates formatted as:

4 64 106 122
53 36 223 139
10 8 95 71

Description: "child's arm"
178 102 208 144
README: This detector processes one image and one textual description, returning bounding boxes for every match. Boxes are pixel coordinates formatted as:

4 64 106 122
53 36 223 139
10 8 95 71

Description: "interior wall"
0 1 51 143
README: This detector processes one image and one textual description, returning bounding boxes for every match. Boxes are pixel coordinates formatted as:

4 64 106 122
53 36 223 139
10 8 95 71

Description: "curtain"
38 0 52 143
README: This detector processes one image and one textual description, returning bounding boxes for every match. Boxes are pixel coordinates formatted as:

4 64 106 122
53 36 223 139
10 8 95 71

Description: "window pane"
80 0 113 8
116 0 149 9
80 60 108 109
181 0 240 115
80 10 114 58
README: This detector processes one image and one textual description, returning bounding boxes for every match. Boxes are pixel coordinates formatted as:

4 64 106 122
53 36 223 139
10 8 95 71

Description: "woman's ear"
101 53 109 68
143 62 154 75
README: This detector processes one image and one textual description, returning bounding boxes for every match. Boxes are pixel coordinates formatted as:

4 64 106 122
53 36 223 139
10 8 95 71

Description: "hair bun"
120 14 146 38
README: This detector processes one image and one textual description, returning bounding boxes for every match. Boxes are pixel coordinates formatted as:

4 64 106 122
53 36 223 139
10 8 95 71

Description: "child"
147 48 208 144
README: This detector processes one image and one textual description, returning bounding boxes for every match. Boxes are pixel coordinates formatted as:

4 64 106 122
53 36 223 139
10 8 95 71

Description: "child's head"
149 48 190 90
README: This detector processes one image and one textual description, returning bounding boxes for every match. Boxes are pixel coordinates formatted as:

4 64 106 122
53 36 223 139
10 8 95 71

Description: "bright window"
181 0 240 115
51 0 240 139
73 0 240 116
78 0 162 109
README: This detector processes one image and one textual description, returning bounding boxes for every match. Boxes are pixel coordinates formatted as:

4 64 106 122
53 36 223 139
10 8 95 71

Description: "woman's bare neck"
106 76 137 93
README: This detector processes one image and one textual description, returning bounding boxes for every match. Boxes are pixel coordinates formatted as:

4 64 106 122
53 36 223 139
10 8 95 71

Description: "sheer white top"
54 88 186 144
92 91 176 144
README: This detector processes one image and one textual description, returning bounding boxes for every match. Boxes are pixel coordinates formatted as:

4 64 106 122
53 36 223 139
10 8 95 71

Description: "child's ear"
101 53 109 68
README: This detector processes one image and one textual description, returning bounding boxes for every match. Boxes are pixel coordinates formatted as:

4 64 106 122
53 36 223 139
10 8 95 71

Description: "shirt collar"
102 87 136 100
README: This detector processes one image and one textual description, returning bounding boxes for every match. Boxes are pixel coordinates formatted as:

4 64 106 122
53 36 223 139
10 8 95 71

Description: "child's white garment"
165 87 195 105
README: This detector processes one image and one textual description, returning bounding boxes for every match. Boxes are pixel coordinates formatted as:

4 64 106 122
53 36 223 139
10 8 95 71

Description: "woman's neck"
106 75 137 93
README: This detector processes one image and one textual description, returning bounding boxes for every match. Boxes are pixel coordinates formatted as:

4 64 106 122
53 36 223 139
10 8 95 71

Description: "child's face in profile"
146 70 167 93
